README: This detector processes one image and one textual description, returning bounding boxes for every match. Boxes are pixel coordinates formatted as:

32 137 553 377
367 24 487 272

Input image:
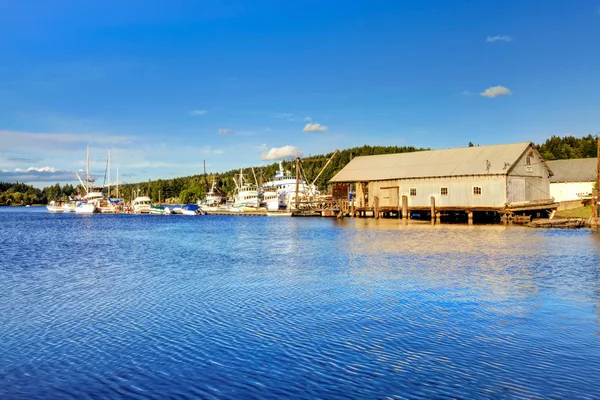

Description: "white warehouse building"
546 158 596 203
330 142 556 218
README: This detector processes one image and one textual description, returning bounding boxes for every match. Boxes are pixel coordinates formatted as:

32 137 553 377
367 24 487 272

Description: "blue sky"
1 0 599 186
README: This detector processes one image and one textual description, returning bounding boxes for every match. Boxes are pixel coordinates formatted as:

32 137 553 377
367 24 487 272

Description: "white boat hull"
266 211 293 217
75 204 96 214
46 205 63 213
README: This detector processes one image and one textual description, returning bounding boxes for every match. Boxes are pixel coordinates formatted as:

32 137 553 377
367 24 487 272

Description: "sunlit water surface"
1 207 599 399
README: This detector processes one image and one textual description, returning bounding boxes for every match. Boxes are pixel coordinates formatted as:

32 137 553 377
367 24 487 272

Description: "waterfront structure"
330 142 556 220
546 158 596 203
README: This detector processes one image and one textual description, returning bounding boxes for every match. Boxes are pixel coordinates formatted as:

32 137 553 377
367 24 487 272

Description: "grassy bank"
555 206 591 219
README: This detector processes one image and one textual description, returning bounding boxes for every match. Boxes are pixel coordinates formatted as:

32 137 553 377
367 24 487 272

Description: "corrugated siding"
367 176 507 208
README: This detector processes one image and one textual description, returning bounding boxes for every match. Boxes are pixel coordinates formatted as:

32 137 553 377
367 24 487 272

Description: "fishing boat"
232 168 261 209
73 146 109 214
261 161 319 211
198 178 226 211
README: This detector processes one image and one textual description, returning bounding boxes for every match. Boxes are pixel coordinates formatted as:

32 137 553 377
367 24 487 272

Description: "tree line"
0 182 76 206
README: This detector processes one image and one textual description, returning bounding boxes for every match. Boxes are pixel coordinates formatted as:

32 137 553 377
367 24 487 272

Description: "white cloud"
218 128 232 135
260 145 303 161
0 166 74 183
486 35 513 42
480 85 512 98
190 110 207 116
303 123 328 132
304 116 312 121
461 90 473 96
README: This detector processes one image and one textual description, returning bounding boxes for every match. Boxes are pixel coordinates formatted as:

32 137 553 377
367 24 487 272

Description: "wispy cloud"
486 35 513 43
304 116 312 121
480 85 512 98
218 128 232 135
260 145 303 161
190 110 207 116
461 90 473 96
303 123 328 132
274 113 295 121
0 166 75 183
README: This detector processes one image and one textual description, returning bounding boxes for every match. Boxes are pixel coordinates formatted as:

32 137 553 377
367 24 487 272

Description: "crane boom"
311 149 339 186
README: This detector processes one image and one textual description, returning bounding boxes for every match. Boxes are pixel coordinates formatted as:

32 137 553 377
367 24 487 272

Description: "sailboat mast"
295 157 300 209
116 168 119 199
107 150 111 198
86 145 90 194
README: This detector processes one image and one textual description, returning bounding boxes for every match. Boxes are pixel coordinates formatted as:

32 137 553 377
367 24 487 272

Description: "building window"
410 188 417 196
473 186 482 196
440 187 448 196
526 155 533 172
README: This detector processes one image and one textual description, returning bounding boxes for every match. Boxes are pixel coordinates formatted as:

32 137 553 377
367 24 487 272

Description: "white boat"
198 178 224 207
266 211 293 217
232 168 261 209
73 146 110 214
46 201 64 213
149 206 172 215
181 204 203 215
171 206 183 214
75 202 96 214
62 201 78 213
132 195 152 214
261 161 319 211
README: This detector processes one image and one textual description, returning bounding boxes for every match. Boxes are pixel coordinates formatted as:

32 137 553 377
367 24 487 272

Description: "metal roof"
546 158 597 183
330 142 537 182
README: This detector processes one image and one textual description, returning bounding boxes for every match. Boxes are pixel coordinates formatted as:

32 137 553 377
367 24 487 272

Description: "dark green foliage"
536 134 597 160
0 182 78 205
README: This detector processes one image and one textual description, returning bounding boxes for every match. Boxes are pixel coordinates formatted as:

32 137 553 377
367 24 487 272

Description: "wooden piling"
467 210 473 225
430 196 436 223
374 196 380 219
402 195 408 219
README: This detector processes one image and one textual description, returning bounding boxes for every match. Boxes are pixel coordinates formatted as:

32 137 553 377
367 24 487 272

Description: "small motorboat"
181 204 204 215
149 206 172 215
266 211 293 217
46 201 64 213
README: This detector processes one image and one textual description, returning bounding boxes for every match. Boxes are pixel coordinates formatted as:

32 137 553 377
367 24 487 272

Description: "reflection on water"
0 209 599 399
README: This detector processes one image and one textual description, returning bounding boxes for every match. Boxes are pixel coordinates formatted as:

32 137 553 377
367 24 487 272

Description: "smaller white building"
547 158 596 202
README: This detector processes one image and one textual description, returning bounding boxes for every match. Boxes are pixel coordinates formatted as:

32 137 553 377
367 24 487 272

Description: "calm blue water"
1 207 599 399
